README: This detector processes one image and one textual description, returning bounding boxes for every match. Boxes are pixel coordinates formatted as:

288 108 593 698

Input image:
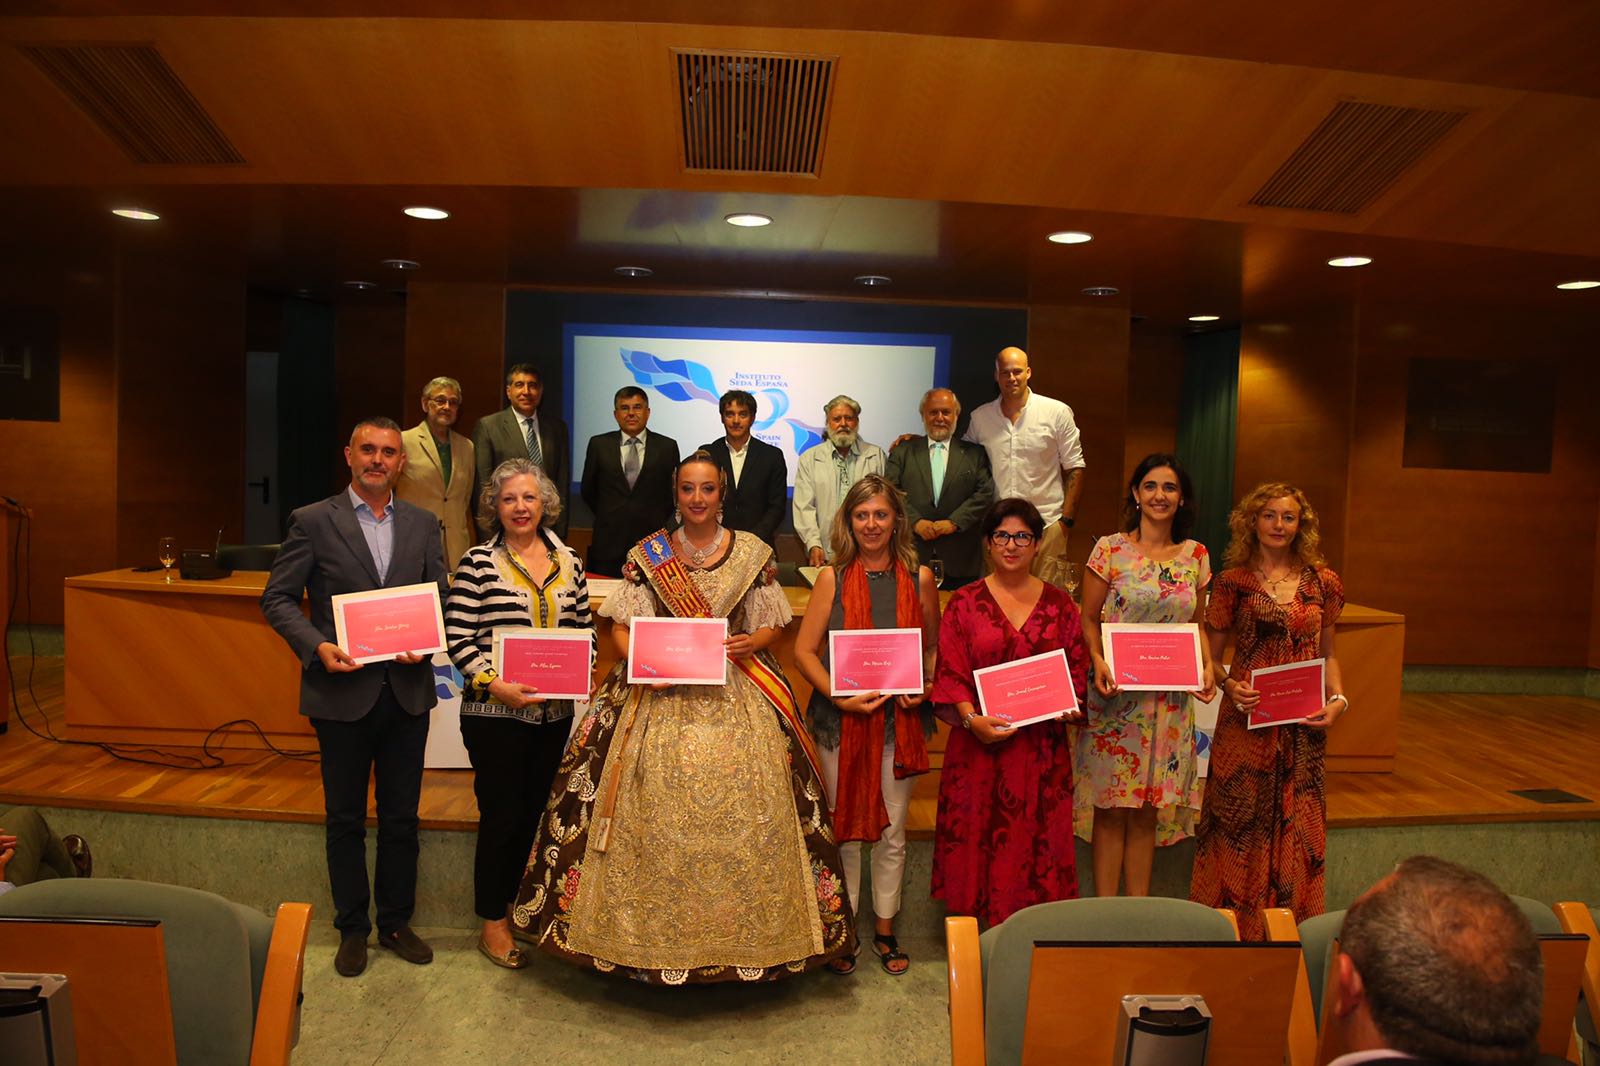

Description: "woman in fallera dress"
1075 454 1214 897
511 451 856 982
1190 482 1348 941
930 497 1091 927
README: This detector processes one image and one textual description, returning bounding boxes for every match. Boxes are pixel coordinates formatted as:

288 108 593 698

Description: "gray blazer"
471 406 571 539
885 435 994 581
260 491 447 722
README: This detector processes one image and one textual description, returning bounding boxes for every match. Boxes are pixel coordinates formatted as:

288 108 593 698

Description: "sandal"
827 946 860 975
872 932 909 976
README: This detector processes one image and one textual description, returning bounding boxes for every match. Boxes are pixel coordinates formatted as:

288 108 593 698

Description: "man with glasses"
472 364 570 540
963 347 1085 587
398 376 477 569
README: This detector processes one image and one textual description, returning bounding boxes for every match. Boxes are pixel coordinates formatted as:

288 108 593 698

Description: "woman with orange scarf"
795 474 940 975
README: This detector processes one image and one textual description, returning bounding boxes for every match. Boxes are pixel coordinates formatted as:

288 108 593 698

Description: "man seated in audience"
1328 854 1543 1066
793 394 884 566
0 806 92 895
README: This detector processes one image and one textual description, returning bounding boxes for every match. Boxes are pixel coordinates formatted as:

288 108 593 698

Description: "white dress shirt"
963 390 1084 526
725 437 749 487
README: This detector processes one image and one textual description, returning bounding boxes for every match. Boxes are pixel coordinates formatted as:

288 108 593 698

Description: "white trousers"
818 736 914 920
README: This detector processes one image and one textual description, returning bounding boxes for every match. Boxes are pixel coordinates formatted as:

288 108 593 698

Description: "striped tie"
524 417 543 468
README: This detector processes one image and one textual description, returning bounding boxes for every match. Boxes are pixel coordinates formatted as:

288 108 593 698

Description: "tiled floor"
294 925 953 1065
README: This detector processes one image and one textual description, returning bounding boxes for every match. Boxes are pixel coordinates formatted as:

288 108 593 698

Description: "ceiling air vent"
675 49 836 176
18 42 244 165
1250 100 1467 215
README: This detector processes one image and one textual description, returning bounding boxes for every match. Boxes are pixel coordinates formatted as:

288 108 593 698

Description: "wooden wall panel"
405 283 506 434
1342 304 1600 667
1592 496 1600 669
114 253 247 566
1235 308 1355 569
1027 303 1130 548
1124 323 1184 478
334 303 408 441
0 266 115 624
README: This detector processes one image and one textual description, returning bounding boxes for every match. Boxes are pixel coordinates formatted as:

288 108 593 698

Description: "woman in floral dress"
511 452 856 982
1076 454 1214 896
931 498 1091 927
1190 481 1347 941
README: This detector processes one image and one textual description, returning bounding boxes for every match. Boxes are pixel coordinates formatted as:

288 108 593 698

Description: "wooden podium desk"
64 568 314 748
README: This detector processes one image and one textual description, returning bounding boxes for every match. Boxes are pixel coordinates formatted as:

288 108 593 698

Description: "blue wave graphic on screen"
754 388 788 430
619 349 720 406
785 418 825 453
432 659 462 701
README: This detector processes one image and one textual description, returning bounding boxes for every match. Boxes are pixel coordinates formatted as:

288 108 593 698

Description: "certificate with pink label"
627 617 728 685
973 649 1079 728
493 629 595 701
828 628 924 696
1102 623 1204 691
332 583 447 665
1246 658 1325 730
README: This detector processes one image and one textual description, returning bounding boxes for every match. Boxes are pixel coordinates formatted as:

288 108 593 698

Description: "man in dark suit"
886 388 994 588
580 386 679 576
699 388 787 550
472 363 570 539
261 417 447 978
1325 855 1543 1066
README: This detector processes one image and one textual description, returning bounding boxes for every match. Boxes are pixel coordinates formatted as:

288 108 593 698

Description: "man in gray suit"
886 388 994 588
261 417 447 978
472 363 570 539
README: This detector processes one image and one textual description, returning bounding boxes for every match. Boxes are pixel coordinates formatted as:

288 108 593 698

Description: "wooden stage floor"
3 657 1597 833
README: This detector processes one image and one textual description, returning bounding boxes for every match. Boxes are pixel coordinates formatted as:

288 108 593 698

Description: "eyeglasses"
988 531 1037 546
426 396 461 408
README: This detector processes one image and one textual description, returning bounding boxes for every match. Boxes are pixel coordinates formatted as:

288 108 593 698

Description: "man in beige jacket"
397 376 477 570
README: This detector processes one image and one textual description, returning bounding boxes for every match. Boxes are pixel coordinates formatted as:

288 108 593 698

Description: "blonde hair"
827 474 919 574
1223 481 1326 570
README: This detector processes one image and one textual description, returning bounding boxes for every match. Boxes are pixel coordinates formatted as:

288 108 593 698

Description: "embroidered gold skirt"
512 656 857 983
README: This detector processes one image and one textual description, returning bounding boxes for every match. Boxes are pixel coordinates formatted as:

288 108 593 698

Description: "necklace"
1254 560 1299 596
676 524 725 567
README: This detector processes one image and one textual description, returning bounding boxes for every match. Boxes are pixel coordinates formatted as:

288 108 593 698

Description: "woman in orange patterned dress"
1190 482 1349 941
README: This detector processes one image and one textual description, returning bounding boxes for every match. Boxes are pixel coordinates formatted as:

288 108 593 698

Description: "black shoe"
378 926 433 965
334 933 368 977
62 835 92 878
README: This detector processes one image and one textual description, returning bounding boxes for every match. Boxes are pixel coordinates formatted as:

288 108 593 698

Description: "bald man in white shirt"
962 347 1084 587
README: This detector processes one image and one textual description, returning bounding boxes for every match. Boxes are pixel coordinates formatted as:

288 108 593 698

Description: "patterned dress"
931 580 1091 926
511 532 856 983
1190 565 1344 941
1074 534 1210 845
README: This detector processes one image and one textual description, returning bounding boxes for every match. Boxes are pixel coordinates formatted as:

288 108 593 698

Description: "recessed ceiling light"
1047 230 1093 244
724 212 772 228
1081 286 1120 297
1327 256 1372 268
381 258 420 270
1188 314 1221 322
402 206 449 220
854 274 892 286
111 208 159 221
343 280 377 291
614 265 653 278
1556 280 1600 290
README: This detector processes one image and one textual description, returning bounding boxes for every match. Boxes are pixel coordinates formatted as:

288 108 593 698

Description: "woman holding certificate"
1075 454 1213 897
1190 482 1347 941
794 474 940 975
444 459 592 969
511 451 856 983
931 498 1091 926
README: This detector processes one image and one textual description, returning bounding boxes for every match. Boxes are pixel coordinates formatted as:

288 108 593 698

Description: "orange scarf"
832 559 930 844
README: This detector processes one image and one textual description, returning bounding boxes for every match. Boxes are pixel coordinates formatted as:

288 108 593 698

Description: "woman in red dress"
1190 482 1348 941
931 498 1091 926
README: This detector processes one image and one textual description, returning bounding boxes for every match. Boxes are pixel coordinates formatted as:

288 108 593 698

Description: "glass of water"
158 536 178 582
929 557 945 588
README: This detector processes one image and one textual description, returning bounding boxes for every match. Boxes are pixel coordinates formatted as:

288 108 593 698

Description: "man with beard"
792 394 885 566
261 417 446 978
396 376 476 569
886 387 993 588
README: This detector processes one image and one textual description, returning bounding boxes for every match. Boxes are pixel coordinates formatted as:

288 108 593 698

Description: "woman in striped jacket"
445 458 592 970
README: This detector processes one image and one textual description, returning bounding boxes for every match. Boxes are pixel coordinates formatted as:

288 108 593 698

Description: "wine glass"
1063 561 1082 601
158 536 178 583
929 557 945 588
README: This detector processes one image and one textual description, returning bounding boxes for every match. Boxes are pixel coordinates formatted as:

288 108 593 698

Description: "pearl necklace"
676 524 725 567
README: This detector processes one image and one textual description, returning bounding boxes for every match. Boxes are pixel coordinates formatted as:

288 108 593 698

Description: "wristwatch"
1062 517 1076 528
1328 693 1349 710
